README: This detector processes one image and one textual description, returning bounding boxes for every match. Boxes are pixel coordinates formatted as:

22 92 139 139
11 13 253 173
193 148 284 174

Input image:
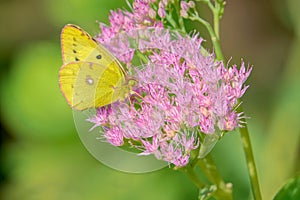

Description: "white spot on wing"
86 75 94 85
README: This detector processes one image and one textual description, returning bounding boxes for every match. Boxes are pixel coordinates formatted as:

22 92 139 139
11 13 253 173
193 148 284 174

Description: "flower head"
88 0 252 167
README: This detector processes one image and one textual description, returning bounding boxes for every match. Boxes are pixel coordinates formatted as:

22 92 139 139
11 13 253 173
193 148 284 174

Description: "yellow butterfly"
59 24 134 110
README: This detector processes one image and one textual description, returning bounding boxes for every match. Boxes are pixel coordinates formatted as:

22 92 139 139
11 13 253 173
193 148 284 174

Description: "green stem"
202 1 219 38
237 107 262 200
210 1 263 198
184 165 205 189
189 14 224 61
166 5 178 29
197 155 233 200
213 3 220 39
192 1 262 199
175 0 187 33
166 13 178 29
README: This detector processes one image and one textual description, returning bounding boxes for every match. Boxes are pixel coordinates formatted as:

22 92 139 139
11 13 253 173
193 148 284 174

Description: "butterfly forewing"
61 24 125 73
59 61 126 110
59 24 129 110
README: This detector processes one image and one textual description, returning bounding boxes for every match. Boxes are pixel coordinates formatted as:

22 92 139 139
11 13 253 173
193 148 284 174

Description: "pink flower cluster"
88 0 252 167
97 0 163 43
96 0 168 64
180 1 195 18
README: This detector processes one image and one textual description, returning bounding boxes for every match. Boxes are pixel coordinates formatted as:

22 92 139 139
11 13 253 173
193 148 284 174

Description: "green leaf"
198 131 221 159
273 175 300 200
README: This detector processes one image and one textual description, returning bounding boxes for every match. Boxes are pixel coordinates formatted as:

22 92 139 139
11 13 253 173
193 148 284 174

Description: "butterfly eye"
75 57 80 61
96 54 102 59
73 50 77 53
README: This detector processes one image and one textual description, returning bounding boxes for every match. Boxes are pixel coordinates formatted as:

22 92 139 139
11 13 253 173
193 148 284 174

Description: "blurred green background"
0 0 299 199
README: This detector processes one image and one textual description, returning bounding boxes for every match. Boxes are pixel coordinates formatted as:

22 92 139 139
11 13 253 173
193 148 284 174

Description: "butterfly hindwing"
59 61 126 110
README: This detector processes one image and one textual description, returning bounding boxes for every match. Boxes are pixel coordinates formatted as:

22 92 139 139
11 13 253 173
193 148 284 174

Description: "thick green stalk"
210 1 262 199
197 155 233 200
193 1 262 199
237 107 262 200
182 160 232 200
184 165 205 189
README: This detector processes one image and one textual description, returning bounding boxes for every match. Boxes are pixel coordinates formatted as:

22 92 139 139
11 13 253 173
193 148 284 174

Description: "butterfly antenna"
127 95 133 106
132 90 143 99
